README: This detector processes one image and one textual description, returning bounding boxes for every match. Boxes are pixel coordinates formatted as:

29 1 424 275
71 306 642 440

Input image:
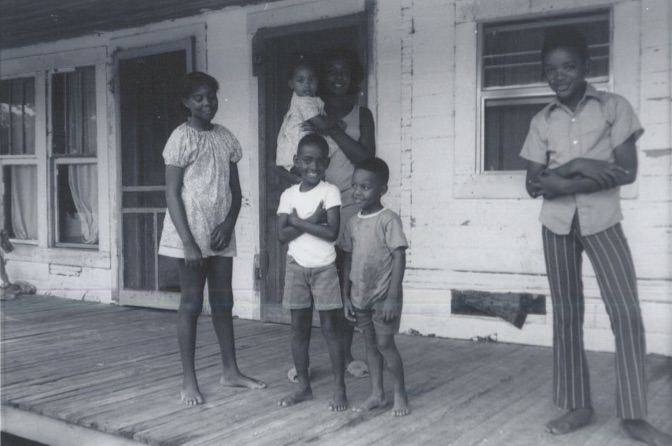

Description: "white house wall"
0 0 670 355
372 0 671 356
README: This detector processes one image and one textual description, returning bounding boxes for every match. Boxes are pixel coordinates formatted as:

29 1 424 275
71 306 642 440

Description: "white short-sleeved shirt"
520 84 644 236
158 123 242 258
276 93 325 171
340 208 408 310
277 181 341 268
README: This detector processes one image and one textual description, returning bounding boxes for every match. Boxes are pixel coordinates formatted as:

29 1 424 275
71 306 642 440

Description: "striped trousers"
542 222 647 419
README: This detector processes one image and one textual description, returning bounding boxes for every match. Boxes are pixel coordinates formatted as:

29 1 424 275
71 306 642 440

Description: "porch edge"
1 405 144 446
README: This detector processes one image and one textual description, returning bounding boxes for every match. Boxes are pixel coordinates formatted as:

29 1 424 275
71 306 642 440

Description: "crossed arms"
277 201 341 244
525 135 638 199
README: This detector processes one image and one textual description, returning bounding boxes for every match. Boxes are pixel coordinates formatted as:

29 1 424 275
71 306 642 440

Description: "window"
479 11 610 171
51 67 99 247
0 77 38 241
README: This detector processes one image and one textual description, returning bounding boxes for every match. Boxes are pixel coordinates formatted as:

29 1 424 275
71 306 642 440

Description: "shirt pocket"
579 108 611 158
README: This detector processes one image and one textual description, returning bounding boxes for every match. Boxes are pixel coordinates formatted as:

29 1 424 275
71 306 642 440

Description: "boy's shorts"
283 256 342 311
354 300 401 336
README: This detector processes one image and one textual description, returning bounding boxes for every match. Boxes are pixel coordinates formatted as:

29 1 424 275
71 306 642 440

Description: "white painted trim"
0 46 107 76
2 405 144 446
246 0 365 33
96 62 111 254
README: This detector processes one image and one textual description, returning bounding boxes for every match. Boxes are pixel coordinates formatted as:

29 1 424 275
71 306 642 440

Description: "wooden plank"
2 406 144 446
2 297 671 446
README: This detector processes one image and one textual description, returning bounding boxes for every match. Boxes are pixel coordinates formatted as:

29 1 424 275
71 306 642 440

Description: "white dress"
276 93 325 170
158 123 242 258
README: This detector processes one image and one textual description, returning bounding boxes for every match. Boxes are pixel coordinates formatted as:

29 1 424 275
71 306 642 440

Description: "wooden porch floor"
1 295 670 446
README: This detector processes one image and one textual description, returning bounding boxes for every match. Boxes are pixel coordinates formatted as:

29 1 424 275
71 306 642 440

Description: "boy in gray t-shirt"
340 157 410 417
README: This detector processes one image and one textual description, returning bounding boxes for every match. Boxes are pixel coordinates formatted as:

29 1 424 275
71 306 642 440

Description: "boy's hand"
527 178 545 198
343 297 356 322
210 220 234 251
305 201 327 224
288 209 301 227
381 299 402 321
536 170 568 199
183 240 204 270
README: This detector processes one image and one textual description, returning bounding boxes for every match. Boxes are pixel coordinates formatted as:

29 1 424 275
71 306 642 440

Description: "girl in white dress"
159 72 265 405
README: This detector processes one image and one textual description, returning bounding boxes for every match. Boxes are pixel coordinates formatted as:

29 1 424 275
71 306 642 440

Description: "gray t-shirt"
340 208 408 310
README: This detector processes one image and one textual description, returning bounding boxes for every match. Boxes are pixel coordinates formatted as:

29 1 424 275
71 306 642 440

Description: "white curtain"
64 68 98 244
68 165 98 244
10 166 37 240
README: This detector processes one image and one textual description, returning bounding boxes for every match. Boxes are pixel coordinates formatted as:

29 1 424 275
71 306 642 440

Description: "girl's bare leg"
208 257 265 389
177 259 207 405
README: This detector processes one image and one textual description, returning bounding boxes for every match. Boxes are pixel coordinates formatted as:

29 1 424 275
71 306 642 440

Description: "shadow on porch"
1 295 670 445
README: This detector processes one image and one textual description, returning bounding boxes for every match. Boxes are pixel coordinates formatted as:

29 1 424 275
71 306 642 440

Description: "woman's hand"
210 220 235 251
300 115 338 134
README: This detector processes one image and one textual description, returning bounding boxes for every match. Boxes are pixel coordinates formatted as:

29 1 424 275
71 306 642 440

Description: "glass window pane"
484 98 551 171
52 67 97 156
0 78 36 156
2 165 37 240
483 12 610 88
56 164 98 245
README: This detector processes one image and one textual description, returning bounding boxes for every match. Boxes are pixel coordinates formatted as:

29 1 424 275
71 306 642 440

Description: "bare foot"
545 407 595 434
353 394 387 413
391 392 410 417
621 419 672 446
180 379 204 406
220 373 266 389
328 389 348 412
278 388 313 407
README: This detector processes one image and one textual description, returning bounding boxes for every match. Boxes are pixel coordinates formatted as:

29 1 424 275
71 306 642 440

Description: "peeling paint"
49 264 82 277
643 148 672 158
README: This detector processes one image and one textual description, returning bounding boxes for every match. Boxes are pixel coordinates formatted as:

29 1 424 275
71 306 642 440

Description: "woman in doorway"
306 47 376 378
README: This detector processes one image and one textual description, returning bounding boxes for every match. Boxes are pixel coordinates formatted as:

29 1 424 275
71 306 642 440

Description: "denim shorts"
283 257 342 311
354 301 401 336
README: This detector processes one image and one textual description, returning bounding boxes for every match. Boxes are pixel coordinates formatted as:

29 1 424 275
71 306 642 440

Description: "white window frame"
478 11 610 172
49 65 100 249
0 47 111 267
0 74 39 245
454 3 641 199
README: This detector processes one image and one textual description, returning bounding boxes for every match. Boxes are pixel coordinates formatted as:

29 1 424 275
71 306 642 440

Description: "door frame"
254 12 369 323
113 38 195 309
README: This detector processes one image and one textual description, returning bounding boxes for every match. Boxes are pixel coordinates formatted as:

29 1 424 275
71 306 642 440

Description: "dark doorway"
117 41 192 309
255 14 368 323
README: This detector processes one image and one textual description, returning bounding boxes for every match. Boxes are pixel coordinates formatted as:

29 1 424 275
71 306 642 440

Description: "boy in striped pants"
520 26 671 446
